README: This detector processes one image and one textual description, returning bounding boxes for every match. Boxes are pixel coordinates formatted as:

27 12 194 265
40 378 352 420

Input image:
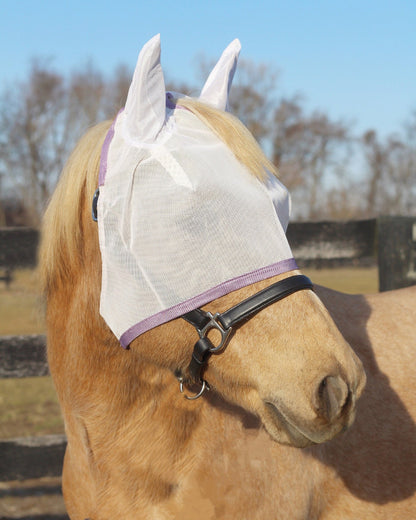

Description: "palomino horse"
40 37 415 519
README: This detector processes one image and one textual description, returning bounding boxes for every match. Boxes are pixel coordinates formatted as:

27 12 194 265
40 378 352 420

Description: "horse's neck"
49 270 323 516
51 300 321 518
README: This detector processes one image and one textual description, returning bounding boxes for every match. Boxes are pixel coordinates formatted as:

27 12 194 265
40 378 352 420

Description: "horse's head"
43 35 365 450
96 35 365 447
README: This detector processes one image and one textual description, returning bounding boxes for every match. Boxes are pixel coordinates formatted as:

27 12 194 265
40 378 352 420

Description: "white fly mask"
97 35 297 347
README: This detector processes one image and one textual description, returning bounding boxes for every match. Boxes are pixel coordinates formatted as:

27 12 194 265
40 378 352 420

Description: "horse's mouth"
262 401 315 447
262 401 350 448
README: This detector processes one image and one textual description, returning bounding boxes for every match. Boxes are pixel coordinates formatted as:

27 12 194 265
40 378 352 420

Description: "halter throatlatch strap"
180 274 313 396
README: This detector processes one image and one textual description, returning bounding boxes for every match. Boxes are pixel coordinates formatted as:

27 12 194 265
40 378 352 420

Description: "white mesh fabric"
97 106 296 346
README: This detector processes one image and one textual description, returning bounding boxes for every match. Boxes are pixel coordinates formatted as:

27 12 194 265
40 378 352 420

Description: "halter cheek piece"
178 274 313 400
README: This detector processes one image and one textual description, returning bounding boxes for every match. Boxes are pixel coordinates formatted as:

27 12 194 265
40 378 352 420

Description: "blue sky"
1 0 415 138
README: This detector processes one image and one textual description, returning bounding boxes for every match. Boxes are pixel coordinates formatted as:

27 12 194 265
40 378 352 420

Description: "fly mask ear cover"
96 35 297 348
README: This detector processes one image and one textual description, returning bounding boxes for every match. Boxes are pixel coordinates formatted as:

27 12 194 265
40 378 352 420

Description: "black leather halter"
178 274 313 399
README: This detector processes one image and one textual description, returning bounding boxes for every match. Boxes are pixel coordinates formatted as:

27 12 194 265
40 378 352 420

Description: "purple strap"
119 258 298 348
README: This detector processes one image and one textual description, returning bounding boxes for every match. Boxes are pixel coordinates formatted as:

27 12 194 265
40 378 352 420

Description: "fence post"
377 216 416 292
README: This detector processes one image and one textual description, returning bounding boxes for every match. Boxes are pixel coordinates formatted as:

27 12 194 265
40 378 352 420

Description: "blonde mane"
179 98 277 181
40 101 278 293
40 120 111 292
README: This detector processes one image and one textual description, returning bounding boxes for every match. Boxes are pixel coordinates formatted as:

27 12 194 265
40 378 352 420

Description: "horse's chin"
260 402 316 447
261 401 350 448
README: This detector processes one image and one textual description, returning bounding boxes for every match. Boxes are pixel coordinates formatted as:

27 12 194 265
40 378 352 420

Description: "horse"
39 36 415 519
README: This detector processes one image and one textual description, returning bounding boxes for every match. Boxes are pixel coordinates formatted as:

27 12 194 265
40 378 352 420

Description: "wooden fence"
1 216 416 517
0 335 68 519
0 336 65 481
2 217 416 290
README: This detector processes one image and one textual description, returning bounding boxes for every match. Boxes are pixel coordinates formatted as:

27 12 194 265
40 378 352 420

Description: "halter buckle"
198 312 232 353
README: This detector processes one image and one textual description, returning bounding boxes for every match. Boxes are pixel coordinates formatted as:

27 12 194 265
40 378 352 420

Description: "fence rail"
0 434 67 482
0 335 67 486
0 334 67 518
1 217 416 517
0 227 39 268
2 217 416 289
0 335 48 378
287 219 377 267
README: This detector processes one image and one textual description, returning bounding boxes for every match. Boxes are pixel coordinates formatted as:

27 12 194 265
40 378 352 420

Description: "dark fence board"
0 222 379 271
287 219 377 267
378 216 416 291
0 227 39 268
0 434 67 481
0 335 48 378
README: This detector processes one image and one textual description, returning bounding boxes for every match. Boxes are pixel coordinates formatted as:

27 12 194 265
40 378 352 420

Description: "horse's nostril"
316 375 349 422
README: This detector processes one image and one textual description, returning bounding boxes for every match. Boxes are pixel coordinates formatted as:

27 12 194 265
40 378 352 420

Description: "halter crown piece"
97 35 298 348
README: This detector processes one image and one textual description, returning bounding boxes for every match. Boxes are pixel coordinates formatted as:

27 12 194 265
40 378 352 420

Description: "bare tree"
102 63 131 118
361 122 416 217
1 51 414 226
0 60 67 225
228 58 278 143
0 60 129 226
272 96 351 219
362 129 388 216
195 55 279 144
399 111 416 214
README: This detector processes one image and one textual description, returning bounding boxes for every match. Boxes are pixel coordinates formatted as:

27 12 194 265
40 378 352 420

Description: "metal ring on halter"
179 377 210 400
198 312 232 353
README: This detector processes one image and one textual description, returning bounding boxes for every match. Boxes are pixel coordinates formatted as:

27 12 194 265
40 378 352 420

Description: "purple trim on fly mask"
119 257 298 348
98 110 123 186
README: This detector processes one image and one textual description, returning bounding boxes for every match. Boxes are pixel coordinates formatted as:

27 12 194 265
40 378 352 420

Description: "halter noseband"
177 274 313 400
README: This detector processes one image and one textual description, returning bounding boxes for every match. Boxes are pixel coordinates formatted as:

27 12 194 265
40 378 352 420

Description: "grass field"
0 266 379 440
0 269 45 335
303 266 379 295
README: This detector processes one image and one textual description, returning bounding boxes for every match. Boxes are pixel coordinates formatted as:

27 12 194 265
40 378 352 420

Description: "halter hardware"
92 188 100 222
178 274 313 400
179 377 210 400
198 312 233 353
178 313 233 400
